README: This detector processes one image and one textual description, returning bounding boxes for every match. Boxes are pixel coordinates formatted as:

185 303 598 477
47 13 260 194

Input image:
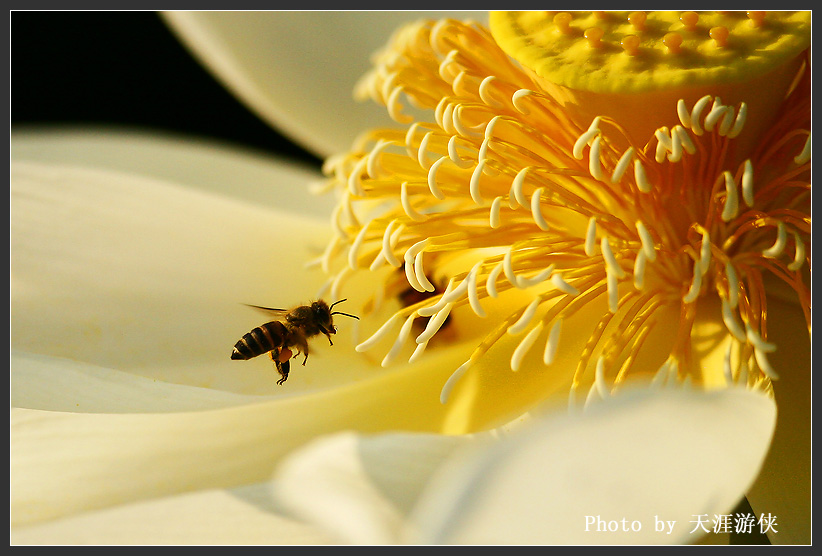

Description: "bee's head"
321 298 359 334
311 300 336 334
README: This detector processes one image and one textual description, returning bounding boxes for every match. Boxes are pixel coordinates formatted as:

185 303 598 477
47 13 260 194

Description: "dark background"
10 10 323 169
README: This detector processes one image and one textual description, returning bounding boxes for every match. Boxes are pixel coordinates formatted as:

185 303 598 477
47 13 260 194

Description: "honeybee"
231 299 359 385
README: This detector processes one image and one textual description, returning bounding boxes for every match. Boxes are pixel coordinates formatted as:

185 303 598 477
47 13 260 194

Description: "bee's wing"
244 304 290 318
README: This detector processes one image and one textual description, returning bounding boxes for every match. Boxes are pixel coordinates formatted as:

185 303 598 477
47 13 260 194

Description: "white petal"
409 386 776 544
9 136 363 396
11 350 257 413
10 128 334 216
274 431 470 544
11 482 334 545
162 11 487 157
10 341 475 527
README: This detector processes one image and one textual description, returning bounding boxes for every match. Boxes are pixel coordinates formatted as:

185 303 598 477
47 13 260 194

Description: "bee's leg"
270 349 291 385
296 339 309 366
276 359 290 385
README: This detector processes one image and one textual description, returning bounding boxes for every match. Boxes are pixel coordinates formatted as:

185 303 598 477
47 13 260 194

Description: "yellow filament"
322 16 809 412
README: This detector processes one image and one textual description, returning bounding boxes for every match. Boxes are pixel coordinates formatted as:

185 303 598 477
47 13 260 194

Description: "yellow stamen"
511 321 544 371
543 319 563 365
466 262 487 317
416 303 454 344
320 14 810 422
382 314 418 367
634 160 652 193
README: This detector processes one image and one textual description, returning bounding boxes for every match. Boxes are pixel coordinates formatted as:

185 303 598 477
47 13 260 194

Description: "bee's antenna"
329 299 359 319
329 299 348 310
331 311 360 320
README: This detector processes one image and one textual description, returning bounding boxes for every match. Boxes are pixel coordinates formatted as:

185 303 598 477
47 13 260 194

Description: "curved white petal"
274 431 470 544
270 387 776 545
9 145 348 396
10 340 473 528
11 350 258 413
162 11 487 157
11 482 334 545
408 386 776 545
10 127 332 216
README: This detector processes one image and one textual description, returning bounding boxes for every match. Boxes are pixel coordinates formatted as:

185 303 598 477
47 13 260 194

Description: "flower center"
490 11 811 156
315 13 810 421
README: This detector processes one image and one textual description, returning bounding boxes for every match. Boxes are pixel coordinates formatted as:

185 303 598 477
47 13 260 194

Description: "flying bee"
231 299 359 385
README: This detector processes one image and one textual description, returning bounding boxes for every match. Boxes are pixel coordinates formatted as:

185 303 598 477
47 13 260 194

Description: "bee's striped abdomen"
231 321 286 360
